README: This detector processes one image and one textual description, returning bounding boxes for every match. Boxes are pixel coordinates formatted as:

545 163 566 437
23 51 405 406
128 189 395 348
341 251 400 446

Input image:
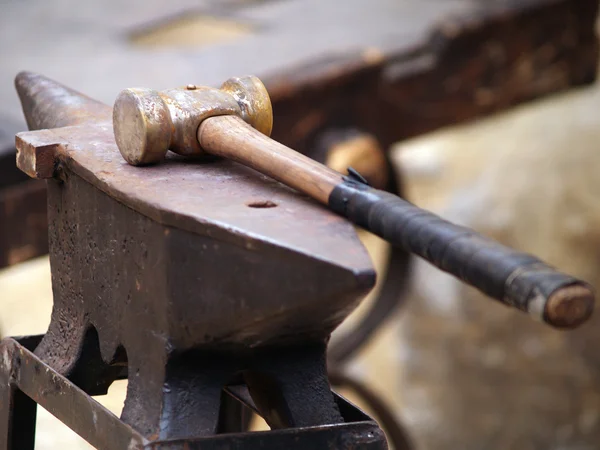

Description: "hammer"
113 76 594 329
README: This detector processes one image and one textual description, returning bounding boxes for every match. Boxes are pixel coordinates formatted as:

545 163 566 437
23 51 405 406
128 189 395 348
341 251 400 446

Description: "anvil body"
13 72 375 440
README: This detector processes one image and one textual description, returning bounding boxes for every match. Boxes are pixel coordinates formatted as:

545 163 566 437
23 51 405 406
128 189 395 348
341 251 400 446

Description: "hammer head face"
113 88 173 166
113 76 273 166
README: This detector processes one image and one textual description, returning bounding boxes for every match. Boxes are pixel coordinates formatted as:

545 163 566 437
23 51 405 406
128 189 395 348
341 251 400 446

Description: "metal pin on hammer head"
113 76 273 165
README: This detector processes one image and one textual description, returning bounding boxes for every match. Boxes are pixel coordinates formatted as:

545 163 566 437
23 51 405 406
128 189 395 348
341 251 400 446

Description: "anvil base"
0 337 387 449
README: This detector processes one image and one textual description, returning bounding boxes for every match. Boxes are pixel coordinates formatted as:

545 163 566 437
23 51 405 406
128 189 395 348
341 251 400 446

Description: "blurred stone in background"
393 78 600 450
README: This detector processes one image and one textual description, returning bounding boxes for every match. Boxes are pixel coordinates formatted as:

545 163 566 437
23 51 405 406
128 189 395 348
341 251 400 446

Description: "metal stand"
0 336 387 450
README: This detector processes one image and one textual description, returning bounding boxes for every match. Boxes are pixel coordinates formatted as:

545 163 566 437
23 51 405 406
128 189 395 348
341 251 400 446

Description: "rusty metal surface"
36 165 370 436
0 337 388 449
15 73 373 273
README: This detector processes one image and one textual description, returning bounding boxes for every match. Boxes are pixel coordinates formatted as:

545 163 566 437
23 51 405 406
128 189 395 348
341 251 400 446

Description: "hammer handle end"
545 284 594 328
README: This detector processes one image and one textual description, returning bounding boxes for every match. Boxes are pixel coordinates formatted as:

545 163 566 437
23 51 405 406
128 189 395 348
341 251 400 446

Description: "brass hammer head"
113 76 273 165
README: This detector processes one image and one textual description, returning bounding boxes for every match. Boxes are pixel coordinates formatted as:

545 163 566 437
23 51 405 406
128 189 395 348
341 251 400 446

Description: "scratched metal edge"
144 421 386 449
0 338 147 449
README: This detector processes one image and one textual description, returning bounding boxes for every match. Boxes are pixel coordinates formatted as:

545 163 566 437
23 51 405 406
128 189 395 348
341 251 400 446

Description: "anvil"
3 72 383 448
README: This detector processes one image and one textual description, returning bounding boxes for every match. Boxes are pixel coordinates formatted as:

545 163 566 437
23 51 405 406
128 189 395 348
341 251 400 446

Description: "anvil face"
14 71 375 360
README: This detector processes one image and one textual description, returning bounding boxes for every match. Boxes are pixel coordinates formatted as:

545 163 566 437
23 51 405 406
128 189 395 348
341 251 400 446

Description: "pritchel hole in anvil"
247 200 278 208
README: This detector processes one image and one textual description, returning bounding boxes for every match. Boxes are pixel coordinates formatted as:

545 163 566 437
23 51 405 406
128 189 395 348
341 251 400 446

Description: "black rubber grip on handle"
329 179 594 328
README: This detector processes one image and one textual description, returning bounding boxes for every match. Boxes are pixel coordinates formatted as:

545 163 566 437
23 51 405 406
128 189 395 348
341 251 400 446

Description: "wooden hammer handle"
198 115 594 328
199 115 343 203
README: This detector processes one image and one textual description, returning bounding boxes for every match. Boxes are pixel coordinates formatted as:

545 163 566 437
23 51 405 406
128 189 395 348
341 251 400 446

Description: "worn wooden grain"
199 115 343 204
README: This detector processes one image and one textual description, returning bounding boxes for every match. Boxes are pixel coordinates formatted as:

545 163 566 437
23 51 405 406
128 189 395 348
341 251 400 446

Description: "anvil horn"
15 71 111 130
